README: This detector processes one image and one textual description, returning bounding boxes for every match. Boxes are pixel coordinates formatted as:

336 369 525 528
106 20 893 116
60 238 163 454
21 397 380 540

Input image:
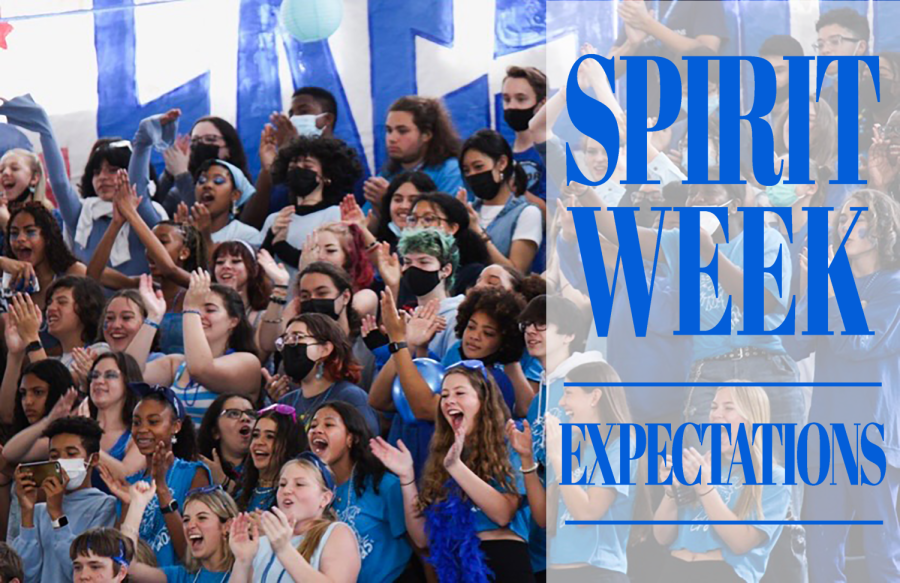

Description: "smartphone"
19 461 62 485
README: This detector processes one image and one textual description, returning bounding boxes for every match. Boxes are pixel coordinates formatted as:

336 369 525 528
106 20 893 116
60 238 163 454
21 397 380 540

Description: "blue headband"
296 451 336 492
128 382 186 421
214 159 256 208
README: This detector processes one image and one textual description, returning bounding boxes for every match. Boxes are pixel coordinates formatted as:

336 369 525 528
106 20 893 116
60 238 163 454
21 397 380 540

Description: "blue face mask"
766 180 799 207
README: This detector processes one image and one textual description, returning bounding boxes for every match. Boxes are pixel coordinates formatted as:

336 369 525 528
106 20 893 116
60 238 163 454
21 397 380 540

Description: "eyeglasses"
259 404 298 423
274 332 321 352
445 359 491 383
220 408 258 421
812 35 862 53
186 484 224 497
191 135 225 147
89 371 121 382
519 321 547 333
406 214 449 228
296 451 335 492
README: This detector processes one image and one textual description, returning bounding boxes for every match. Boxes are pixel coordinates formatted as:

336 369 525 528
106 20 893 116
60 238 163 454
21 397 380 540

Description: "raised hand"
128 479 158 511
9 293 42 343
339 194 368 230
260 507 297 554
379 288 406 343
3 314 25 356
506 419 534 460
455 188 482 234
374 242 401 290
444 422 466 470
363 176 389 208
183 269 212 312
149 440 175 486
262 369 293 402
199 449 227 486
174 202 191 225
298 231 323 272
271 206 294 244
70 347 98 390
113 170 140 220
868 124 897 189
269 112 298 147
159 108 182 127
99 463 132 504
257 249 290 288
138 274 167 322
1 258 37 293
259 124 279 171
47 388 79 422
229 512 260 563
370 437 415 484
189 203 212 238
163 138 190 177
405 299 445 349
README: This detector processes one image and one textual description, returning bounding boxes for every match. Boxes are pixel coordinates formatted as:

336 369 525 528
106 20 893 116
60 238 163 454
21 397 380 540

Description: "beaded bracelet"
268 296 288 306
520 463 539 475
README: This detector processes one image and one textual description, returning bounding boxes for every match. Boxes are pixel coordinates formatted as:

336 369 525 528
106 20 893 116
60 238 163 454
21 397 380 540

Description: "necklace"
338 466 356 514
298 383 336 430
192 568 229 583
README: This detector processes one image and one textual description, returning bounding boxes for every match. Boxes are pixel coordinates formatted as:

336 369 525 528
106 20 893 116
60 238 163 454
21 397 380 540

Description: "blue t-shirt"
246 486 277 513
549 437 637 573
380 157 464 196
659 227 792 360
466 447 530 542
161 565 231 582
334 473 411 583
387 414 435 481
669 465 790 583
514 147 546 201
126 459 211 567
278 381 380 436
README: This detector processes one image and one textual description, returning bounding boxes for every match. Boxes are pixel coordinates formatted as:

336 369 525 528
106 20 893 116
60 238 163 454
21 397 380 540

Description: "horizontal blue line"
566 520 884 526
564 382 882 387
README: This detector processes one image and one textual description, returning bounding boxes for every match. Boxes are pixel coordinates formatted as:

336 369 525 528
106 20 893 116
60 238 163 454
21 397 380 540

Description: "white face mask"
58 458 89 492
291 114 327 137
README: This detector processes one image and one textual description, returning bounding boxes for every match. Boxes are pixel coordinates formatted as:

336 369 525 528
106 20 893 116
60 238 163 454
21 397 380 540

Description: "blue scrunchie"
424 481 494 583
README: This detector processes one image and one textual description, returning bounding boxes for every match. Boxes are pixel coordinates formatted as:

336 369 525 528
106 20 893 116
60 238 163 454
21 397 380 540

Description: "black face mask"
301 297 342 320
282 343 317 382
503 106 536 132
287 167 320 199
466 170 503 201
189 143 220 174
402 266 442 297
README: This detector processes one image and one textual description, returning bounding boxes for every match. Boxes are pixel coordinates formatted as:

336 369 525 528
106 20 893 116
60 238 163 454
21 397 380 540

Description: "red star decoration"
0 21 11 50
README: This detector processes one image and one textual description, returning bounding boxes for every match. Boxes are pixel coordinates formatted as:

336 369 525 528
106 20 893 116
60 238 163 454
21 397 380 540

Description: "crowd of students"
0 2 897 582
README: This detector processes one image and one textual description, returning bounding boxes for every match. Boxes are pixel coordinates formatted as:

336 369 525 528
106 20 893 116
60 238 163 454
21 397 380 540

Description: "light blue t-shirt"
659 227 792 360
161 565 231 582
380 157 464 196
468 447 530 541
334 473 411 583
669 465 790 583
549 437 637 573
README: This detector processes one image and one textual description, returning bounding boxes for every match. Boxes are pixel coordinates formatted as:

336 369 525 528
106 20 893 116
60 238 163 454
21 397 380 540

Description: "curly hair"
316 223 375 292
453 287 526 365
43 416 104 455
237 410 308 510
7 203 77 275
271 136 363 206
46 276 106 344
285 314 362 385
397 228 460 291
832 189 900 270
417 365 515 510
298 262 362 338
385 96 461 174
87 352 143 428
155 220 208 273
212 241 271 311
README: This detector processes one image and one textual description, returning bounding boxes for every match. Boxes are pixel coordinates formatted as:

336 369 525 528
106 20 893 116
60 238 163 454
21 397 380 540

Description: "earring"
315 362 325 380
171 435 178 445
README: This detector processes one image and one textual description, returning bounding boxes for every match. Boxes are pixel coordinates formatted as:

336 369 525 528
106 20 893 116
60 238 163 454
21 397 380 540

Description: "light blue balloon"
280 0 344 43
392 358 445 425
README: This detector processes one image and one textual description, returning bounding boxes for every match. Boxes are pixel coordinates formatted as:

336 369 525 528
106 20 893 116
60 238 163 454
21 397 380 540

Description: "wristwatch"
388 341 408 354
51 515 69 529
25 341 43 355
160 499 180 515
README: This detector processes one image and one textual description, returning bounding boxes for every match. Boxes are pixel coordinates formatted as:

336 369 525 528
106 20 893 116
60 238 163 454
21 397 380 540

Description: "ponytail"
510 161 528 197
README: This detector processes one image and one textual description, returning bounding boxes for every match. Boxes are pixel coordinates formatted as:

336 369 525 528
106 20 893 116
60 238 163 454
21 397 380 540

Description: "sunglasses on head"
186 483 224 498
258 404 298 424
445 359 491 383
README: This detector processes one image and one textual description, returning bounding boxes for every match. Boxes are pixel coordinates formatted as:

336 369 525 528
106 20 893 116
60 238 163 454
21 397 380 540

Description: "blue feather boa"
424 480 494 583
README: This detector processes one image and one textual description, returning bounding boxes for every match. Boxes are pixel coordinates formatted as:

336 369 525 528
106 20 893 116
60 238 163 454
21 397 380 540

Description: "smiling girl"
237 406 306 513
308 401 413 582
127 270 261 424
211 241 270 331
198 394 257 498
229 454 361 583
372 362 533 582
123 482 239 583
